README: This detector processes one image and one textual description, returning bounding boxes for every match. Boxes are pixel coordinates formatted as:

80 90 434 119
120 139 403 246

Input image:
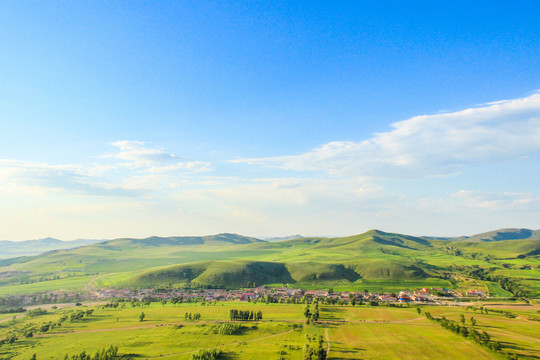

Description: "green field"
1 302 538 359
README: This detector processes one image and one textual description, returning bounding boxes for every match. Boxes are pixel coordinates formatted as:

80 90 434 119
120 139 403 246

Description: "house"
466 290 487 297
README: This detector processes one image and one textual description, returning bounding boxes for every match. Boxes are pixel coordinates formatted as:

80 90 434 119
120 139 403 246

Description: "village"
0 285 492 308
0 286 492 308
93 286 488 303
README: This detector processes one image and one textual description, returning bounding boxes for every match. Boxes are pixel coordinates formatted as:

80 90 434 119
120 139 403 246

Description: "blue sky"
1 1 539 240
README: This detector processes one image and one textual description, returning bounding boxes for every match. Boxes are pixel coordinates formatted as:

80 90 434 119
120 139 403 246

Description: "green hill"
423 228 540 242
0 228 538 297
124 261 294 288
98 233 263 248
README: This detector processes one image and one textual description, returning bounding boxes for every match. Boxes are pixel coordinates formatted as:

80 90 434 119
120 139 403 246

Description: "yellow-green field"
0 302 538 359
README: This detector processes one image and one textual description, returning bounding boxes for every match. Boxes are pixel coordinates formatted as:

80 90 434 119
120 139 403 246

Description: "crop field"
0 302 538 360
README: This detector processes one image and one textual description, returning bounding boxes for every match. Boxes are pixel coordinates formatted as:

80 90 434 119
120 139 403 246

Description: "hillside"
0 228 538 297
0 238 104 259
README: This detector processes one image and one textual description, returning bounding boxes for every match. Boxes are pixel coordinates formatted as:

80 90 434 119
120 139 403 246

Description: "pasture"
1 302 538 359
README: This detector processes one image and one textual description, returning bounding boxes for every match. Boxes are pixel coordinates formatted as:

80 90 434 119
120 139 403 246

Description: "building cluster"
92 286 488 303
0 286 489 308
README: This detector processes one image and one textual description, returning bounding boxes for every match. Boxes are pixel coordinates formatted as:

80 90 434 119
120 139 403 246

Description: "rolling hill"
0 229 538 297
422 228 540 242
0 238 104 259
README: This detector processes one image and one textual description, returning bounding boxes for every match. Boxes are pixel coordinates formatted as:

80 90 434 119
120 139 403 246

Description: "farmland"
1 301 539 359
0 229 538 359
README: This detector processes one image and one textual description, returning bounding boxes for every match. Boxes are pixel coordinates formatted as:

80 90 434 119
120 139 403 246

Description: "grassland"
0 230 538 298
0 301 538 359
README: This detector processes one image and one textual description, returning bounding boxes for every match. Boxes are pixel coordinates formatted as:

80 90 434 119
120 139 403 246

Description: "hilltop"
422 228 540 242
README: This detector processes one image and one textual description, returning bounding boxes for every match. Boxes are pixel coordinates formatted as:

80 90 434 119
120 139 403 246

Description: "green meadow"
1 302 539 359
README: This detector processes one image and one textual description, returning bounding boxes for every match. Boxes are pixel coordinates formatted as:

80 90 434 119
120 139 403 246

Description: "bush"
192 348 223 360
25 308 47 318
215 322 245 335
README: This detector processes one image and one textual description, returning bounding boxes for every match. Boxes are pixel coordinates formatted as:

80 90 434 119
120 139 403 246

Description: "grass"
0 302 538 359
0 276 93 296
485 282 513 297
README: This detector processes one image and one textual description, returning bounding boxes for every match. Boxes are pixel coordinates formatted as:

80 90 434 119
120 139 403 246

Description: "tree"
6 334 17 344
316 345 327 360
460 314 466 324
304 304 311 319
139 311 145 322
312 309 319 322
30 354 37 360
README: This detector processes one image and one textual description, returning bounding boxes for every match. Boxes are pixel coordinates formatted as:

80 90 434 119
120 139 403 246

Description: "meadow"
1 301 538 359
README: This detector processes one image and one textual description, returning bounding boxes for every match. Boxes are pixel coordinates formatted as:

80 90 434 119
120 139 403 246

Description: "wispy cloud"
453 190 540 211
233 92 540 178
0 141 213 197
106 140 176 164
147 161 212 173
0 159 139 197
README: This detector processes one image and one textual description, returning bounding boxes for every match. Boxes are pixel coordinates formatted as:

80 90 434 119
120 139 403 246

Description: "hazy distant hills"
3 229 537 260
0 237 105 259
422 228 540 242
0 233 262 259
98 233 264 248
260 235 304 242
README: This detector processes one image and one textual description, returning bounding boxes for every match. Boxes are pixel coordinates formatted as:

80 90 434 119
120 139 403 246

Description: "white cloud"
107 140 176 164
0 159 138 197
233 92 540 178
147 161 213 173
0 141 213 197
453 190 540 211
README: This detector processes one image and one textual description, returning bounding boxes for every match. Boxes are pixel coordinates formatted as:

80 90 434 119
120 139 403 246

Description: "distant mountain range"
1 228 538 259
259 234 304 242
0 237 105 259
422 228 540 242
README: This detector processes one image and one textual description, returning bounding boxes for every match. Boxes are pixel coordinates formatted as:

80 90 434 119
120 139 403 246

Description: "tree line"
61 345 128 360
191 348 224 360
424 311 523 359
184 312 201 320
228 309 262 321
302 334 327 360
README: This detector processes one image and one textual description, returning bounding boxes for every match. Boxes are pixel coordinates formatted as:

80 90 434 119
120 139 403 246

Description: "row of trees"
184 312 201 320
0 306 25 314
303 335 327 360
228 309 262 321
424 312 526 358
62 345 125 360
438 316 501 351
303 301 319 324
